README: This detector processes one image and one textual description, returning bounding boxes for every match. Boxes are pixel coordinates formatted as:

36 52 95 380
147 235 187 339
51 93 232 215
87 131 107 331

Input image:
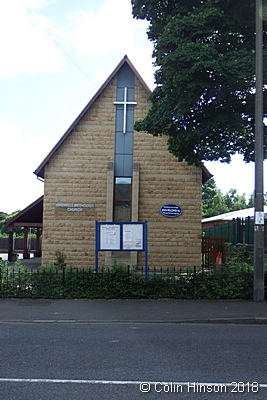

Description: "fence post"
232 219 236 245
245 217 249 244
193 266 197 299
62 266 66 285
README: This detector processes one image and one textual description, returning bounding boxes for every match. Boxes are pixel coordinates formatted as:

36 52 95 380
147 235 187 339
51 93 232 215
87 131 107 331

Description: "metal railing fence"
0 265 254 300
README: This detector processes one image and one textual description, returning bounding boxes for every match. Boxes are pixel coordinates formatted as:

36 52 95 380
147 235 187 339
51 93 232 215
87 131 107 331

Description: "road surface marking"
0 378 266 388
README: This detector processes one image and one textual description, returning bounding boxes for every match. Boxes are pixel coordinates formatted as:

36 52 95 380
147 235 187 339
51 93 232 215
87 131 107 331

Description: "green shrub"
0 263 257 300
224 243 252 270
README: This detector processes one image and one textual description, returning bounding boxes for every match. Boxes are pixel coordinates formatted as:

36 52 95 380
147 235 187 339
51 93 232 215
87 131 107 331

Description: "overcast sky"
0 0 264 213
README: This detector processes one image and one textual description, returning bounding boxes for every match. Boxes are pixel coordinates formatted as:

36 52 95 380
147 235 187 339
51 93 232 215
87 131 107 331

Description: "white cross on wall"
114 87 137 133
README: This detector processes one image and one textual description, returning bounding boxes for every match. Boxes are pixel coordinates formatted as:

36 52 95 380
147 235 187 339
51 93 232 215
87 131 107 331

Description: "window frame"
113 177 132 222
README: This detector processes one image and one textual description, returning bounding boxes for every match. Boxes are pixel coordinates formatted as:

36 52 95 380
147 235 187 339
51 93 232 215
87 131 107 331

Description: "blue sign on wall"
160 204 183 218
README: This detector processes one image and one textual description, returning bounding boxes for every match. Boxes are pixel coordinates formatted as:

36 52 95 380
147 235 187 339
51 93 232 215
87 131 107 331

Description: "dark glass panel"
115 177 131 200
114 201 131 222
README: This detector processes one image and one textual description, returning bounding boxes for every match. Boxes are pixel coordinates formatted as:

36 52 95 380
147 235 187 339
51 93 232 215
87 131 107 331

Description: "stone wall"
41 74 202 269
134 78 202 268
42 78 117 267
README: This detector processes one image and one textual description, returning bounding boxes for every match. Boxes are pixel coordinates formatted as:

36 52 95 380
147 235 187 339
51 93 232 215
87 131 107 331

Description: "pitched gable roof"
5 196 43 227
34 55 151 179
33 55 212 184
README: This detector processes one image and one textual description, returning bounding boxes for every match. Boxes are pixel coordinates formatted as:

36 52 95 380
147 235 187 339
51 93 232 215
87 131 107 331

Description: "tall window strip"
114 177 132 222
114 64 136 177
113 64 136 221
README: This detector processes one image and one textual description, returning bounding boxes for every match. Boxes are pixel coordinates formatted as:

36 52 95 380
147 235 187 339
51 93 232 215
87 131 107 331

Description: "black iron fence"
0 264 255 300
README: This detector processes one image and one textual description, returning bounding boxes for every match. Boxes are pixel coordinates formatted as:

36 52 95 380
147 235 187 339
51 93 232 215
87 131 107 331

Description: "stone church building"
28 56 210 269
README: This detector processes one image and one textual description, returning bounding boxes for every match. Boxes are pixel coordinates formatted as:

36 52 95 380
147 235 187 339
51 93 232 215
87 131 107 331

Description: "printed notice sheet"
100 224 120 250
123 224 143 250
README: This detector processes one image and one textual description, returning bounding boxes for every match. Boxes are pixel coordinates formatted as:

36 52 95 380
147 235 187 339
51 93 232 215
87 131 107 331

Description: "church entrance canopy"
5 196 43 261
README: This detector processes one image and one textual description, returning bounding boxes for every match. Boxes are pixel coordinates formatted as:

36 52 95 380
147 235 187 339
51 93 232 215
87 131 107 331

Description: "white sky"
0 0 264 213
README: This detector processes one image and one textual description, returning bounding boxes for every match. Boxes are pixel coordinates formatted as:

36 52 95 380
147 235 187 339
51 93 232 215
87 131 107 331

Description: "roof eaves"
202 164 213 184
5 196 44 226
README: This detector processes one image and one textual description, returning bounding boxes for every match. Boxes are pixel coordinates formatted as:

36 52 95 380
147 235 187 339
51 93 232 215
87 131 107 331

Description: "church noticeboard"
96 222 147 252
98 223 144 251
95 221 148 278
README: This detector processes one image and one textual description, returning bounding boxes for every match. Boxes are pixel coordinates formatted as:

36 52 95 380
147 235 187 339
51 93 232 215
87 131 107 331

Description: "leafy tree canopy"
132 0 267 165
202 178 267 218
0 211 22 237
202 177 250 218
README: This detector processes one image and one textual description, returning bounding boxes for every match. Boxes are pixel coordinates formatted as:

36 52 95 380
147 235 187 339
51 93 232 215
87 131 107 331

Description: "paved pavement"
0 298 266 324
1 252 267 324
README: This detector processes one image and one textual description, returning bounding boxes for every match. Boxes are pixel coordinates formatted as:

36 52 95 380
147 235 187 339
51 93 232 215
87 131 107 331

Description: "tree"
247 193 255 207
202 178 228 218
202 177 217 217
211 190 229 217
224 188 247 211
202 178 251 218
247 192 267 207
0 211 22 237
132 0 267 166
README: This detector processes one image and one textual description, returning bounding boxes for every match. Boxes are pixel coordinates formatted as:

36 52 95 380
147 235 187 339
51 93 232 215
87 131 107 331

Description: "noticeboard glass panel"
123 224 144 250
100 224 121 250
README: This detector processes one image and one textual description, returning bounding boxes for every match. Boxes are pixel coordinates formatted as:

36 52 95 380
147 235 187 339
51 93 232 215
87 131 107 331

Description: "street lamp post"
254 0 265 302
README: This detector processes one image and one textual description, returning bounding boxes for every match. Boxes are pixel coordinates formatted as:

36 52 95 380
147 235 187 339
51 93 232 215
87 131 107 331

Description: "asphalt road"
0 321 266 400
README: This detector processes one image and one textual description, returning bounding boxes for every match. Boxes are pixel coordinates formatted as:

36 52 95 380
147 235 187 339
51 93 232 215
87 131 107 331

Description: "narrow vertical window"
114 177 132 222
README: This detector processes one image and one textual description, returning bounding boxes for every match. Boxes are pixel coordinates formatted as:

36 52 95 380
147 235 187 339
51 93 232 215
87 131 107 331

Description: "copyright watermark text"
140 381 259 394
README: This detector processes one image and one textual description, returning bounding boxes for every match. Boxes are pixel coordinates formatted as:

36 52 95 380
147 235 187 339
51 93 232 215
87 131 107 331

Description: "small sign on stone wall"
55 203 95 213
160 204 183 218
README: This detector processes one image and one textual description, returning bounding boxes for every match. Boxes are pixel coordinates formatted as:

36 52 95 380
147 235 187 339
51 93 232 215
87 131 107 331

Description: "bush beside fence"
0 264 259 300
